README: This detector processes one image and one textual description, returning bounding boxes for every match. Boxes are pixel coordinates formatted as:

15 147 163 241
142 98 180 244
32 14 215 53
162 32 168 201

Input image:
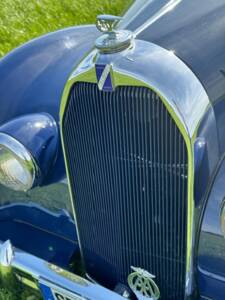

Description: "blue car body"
0 1 225 299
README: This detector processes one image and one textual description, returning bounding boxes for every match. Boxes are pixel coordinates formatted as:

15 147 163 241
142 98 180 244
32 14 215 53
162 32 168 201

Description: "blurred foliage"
0 183 73 217
0 0 131 57
0 266 42 300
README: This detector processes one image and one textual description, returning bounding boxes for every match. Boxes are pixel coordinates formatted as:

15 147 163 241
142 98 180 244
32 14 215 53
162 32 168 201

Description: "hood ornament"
95 14 133 53
128 266 160 300
96 14 122 33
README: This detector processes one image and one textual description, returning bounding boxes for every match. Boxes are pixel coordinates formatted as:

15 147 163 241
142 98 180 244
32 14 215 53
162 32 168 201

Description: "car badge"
127 266 160 300
95 14 133 53
95 64 114 92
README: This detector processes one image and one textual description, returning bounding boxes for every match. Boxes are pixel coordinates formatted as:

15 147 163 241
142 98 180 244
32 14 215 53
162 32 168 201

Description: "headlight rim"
0 132 40 191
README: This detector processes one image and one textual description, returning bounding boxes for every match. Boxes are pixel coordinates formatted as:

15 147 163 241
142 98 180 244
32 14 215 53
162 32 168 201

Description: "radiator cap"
95 15 133 53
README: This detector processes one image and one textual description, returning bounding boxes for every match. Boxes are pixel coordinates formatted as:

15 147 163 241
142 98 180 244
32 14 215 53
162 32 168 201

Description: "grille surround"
62 82 189 299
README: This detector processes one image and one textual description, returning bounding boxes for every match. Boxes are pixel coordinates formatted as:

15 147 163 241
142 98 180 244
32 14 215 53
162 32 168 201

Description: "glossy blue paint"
198 155 225 296
213 98 225 155
0 25 99 266
198 267 225 300
194 107 219 206
0 113 58 182
0 203 78 268
198 155 225 272
39 283 55 300
121 0 225 107
0 25 99 183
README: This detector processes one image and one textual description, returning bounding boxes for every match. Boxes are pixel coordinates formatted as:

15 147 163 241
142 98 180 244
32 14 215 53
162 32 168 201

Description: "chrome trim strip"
198 266 225 283
0 240 125 300
60 39 211 298
61 40 210 138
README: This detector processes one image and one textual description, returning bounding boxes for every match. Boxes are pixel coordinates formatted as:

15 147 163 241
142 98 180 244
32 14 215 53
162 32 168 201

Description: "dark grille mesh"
62 82 188 299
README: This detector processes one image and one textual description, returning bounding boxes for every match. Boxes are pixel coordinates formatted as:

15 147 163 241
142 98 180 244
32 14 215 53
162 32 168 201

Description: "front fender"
0 25 99 124
0 25 99 266
198 155 225 299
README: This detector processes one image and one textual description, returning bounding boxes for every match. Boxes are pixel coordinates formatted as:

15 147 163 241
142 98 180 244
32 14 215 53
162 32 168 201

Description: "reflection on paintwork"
198 157 225 278
0 182 78 267
122 0 225 114
0 182 73 217
120 0 166 30
119 0 152 29
199 232 225 276
134 0 183 37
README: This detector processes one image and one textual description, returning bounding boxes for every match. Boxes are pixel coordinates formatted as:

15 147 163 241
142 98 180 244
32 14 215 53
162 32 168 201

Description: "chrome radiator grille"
62 82 188 299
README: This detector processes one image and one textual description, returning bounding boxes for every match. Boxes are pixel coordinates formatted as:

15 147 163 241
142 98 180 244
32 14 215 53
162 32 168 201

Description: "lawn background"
0 1 131 298
0 0 131 57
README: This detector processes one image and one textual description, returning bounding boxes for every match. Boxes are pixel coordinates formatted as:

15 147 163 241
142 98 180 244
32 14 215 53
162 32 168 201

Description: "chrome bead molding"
0 240 125 300
60 39 211 298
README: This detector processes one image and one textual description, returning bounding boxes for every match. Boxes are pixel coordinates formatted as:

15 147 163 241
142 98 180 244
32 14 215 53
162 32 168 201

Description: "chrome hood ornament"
96 14 122 33
95 14 133 53
128 266 160 300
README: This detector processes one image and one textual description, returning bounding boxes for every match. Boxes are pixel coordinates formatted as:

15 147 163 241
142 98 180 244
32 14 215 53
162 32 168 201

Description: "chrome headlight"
0 133 38 191
0 113 59 192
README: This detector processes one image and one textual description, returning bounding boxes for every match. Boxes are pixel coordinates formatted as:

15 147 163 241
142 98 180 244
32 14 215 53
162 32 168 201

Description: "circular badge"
127 266 160 300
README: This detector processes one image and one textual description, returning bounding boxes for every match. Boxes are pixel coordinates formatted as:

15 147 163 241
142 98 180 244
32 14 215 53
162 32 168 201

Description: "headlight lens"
0 133 38 191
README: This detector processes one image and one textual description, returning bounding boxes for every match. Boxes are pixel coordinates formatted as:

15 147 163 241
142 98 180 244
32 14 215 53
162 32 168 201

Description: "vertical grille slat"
62 83 188 299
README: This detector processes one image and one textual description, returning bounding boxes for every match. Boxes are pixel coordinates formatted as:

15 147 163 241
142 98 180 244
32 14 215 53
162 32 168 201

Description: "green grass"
0 0 131 57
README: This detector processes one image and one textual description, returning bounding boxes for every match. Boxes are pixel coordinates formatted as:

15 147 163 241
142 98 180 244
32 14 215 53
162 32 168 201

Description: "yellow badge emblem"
127 266 160 300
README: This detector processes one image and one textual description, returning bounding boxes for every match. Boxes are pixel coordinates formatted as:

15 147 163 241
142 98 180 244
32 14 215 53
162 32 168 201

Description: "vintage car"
0 0 225 299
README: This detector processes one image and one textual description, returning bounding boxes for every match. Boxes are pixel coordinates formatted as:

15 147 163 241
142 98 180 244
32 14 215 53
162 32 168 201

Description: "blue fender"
198 155 225 299
0 25 99 182
0 25 99 124
0 25 99 265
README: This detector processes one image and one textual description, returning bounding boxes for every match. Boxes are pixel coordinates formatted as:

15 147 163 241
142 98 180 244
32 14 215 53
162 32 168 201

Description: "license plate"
39 281 87 300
